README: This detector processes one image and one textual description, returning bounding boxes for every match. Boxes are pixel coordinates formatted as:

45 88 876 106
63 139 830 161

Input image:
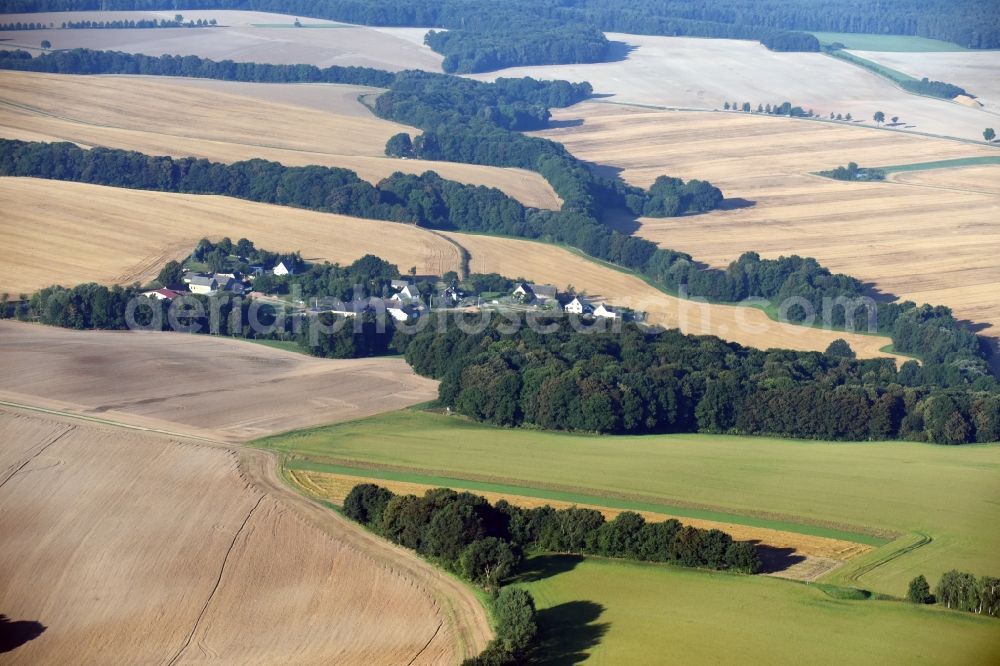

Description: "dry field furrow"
0 320 439 442
0 10 444 72
446 231 901 360
0 71 561 209
0 178 463 294
536 103 1000 349
0 405 488 664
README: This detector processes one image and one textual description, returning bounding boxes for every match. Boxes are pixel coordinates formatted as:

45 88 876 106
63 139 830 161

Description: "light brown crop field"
0 178 464 293
445 231 902 360
850 49 1000 114
890 164 1000 196
470 33 996 142
0 320 439 442
289 468 871 582
0 10 444 72
0 71 561 209
536 103 1000 356
0 405 489 664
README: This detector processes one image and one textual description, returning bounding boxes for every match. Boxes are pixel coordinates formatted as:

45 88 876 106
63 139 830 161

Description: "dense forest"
401 313 1000 443
4 0 997 65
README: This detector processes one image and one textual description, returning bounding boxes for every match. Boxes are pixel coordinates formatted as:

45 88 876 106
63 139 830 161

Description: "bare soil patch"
0 178 464 294
0 405 489 664
0 71 561 209
0 320 438 442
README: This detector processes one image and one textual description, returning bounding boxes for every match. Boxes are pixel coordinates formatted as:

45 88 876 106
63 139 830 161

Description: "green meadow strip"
286 459 889 546
877 156 1000 173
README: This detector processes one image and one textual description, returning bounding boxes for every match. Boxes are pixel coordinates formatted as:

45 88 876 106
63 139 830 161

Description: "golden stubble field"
0 177 464 294
536 103 1000 354
0 10 444 72
0 71 562 209
0 321 491 663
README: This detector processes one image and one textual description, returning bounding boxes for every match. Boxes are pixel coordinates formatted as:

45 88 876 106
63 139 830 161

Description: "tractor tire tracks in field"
166 493 267 666
0 423 74 489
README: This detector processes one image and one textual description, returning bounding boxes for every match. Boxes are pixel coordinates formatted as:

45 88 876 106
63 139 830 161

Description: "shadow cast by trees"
718 197 756 211
603 41 638 63
751 542 806 574
0 615 46 653
511 554 585 583
527 600 609 665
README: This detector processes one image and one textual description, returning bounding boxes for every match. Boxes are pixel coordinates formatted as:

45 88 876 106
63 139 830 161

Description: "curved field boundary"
282 458 890 547
823 532 933 586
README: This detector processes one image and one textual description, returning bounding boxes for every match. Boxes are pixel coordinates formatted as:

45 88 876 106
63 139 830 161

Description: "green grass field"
518 555 1000 665
878 156 1000 173
257 410 1000 595
811 32 972 52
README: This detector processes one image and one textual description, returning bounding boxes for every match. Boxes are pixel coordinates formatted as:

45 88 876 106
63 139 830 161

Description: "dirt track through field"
0 320 439 442
0 71 561 209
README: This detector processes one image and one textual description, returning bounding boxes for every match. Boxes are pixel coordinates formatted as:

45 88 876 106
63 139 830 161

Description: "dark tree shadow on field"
511 554 585 583
718 197 756 210
547 118 585 129
527 601 609 665
0 615 46 653
602 41 638 63
751 542 806 574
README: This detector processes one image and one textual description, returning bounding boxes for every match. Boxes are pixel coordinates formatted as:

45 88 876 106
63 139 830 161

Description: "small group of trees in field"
872 112 901 127
908 571 1000 617
985 128 996 143
725 101 811 117
821 161 886 181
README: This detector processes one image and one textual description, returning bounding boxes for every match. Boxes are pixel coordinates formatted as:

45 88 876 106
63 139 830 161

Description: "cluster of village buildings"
143 266 619 321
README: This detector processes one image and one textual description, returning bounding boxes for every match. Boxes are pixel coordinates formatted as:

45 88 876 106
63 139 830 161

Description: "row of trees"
0 48 395 87
402 313 999 443
1 133 992 385
908 572 1000 617
344 483 761 585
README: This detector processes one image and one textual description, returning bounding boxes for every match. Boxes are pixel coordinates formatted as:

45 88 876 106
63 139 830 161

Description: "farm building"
142 288 183 301
563 296 592 314
512 283 558 303
272 261 296 276
594 303 618 319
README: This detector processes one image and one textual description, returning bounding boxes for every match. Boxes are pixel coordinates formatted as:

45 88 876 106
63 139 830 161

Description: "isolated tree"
873 111 885 126
156 260 184 289
742 102 751 112
892 116 899 125
723 101 730 110
40 39 50 50
836 113 843 120
757 103 764 113
825 338 856 359
829 111 835 119
985 128 996 143
908 575 933 604
845 112 853 121
174 14 183 23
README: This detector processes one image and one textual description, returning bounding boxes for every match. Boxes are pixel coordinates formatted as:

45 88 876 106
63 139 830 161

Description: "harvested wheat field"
446 231 902 360
889 164 1000 196
0 10 444 72
0 406 489 664
290 468 871 582
536 103 1000 351
0 320 438 442
850 50 1000 114
0 178 464 293
0 71 561 209
470 33 994 141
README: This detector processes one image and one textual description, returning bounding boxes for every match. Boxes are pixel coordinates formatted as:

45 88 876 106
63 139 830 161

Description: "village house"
512 282 558 304
391 284 421 302
272 261 295 276
187 275 218 295
563 296 592 314
594 303 618 319
322 297 419 322
142 288 183 301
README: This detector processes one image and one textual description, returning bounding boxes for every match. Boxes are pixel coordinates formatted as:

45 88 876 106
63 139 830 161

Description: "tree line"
908 571 1000 618
6 0 996 64
820 162 886 181
0 135 993 385
344 482 762 583
401 312 1000 443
